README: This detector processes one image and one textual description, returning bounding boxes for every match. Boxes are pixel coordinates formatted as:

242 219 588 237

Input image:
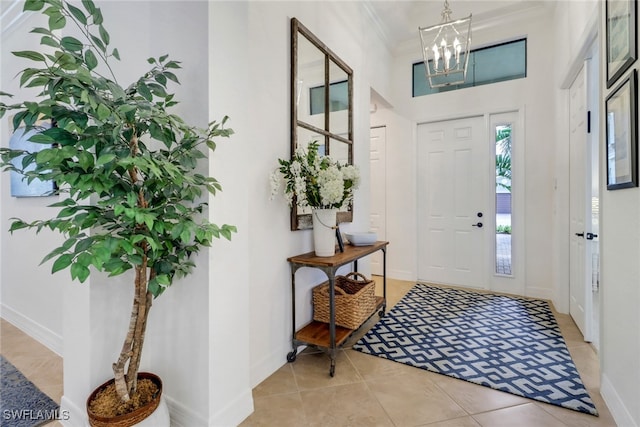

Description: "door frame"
415 108 526 295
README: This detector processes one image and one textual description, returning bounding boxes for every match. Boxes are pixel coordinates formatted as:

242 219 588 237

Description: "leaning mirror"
291 18 354 230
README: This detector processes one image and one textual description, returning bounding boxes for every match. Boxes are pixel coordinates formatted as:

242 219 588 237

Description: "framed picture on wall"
605 69 637 190
606 0 637 88
9 121 57 197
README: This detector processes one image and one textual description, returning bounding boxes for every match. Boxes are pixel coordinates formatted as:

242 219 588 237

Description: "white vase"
311 208 337 257
135 396 170 426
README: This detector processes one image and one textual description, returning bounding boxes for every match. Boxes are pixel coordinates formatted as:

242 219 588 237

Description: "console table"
286 241 388 376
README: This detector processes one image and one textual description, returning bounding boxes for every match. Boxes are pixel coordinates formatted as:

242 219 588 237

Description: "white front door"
370 126 386 275
417 116 488 289
569 63 594 341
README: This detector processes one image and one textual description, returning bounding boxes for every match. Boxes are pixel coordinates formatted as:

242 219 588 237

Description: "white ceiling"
364 0 551 48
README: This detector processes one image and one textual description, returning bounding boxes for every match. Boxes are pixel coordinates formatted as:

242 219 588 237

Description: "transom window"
413 38 527 97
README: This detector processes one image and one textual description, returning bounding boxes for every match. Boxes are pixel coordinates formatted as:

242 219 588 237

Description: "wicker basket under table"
312 272 376 330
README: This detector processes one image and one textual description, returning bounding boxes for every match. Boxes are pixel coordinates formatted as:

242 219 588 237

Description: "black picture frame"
605 69 637 190
606 0 637 88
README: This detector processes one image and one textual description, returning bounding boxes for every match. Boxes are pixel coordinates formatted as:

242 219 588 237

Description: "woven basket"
86 372 162 427
313 272 376 330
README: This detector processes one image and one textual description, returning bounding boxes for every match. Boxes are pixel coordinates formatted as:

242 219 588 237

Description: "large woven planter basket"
313 272 376 330
86 372 162 427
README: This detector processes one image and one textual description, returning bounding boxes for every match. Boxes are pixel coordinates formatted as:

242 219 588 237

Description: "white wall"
244 1 391 388
553 1 640 425
0 5 65 355
596 2 640 425
1 1 253 426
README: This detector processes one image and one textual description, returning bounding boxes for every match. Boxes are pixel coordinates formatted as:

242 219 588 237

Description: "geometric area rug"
353 284 598 416
0 355 60 427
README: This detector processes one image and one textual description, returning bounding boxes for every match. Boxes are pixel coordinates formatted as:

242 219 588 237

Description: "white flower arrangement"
270 140 360 209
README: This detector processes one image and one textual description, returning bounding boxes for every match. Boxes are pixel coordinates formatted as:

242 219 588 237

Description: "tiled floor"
1 278 616 427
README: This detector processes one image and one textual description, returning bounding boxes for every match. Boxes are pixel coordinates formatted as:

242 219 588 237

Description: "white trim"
208 389 254 427
162 395 208 427
601 374 638 427
387 269 414 282
59 395 87 427
1 304 63 356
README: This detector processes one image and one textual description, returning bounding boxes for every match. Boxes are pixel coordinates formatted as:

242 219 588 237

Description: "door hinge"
587 111 591 133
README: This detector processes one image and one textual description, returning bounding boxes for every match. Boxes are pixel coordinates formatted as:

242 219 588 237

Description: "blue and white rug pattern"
1 355 60 427
353 284 598 416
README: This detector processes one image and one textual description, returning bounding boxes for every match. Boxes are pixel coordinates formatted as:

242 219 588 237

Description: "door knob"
472 222 483 228
575 232 584 237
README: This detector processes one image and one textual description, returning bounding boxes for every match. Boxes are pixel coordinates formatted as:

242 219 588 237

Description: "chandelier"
419 0 472 88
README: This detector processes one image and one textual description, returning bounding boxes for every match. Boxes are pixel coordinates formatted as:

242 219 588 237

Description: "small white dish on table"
345 232 377 246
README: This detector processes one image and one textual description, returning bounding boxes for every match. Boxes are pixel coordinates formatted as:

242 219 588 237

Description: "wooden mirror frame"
290 18 354 230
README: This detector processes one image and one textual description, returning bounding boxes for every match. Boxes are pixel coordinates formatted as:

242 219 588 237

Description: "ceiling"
364 0 551 49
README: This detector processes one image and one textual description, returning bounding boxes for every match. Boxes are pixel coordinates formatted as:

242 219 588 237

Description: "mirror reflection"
291 18 354 230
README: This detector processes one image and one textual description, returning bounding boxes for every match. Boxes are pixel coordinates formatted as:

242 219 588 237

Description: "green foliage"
0 0 235 297
496 225 512 234
495 126 512 192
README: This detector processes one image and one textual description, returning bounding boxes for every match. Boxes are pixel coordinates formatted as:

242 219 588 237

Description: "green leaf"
48 12 66 31
40 36 60 48
9 220 29 233
137 82 152 101
52 254 73 273
71 262 90 282
163 71 179 84
61 36 83 52
112 48 120 60
24 0 45 11
148 278 161 297
98 24 110 45
81 0 96 14
89 34 105 52
92 7 103 25
12 50 46 62
84 49 98 70
30 27 52 36
77 151 94 170
96 153 116 166
96 103 110 120
67 3 88 25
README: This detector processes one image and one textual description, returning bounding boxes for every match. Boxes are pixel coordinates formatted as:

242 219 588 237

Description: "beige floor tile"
431 373 530 414
299 382 393 427
344 347 421 380
536 393 617 427
367 370 468 426
252 363 298 398
239 392 307 427
472 403 568 427
420 416 482 427
291 350 363 391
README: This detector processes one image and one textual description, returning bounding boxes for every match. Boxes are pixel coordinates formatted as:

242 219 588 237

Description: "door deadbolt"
477 212 483 218
586 232 598 240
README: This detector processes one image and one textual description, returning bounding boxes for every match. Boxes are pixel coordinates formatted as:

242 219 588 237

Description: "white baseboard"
525 286 552 301
59 395 88 427
164 395 208 427
387 269 414 282
1 304 63 356
601 374 637 427
208 388 254 427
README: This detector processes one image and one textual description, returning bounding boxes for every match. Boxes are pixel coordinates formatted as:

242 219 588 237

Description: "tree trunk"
112 262 153 403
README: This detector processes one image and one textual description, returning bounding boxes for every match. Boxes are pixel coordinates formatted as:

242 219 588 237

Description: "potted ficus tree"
0 0 235 425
